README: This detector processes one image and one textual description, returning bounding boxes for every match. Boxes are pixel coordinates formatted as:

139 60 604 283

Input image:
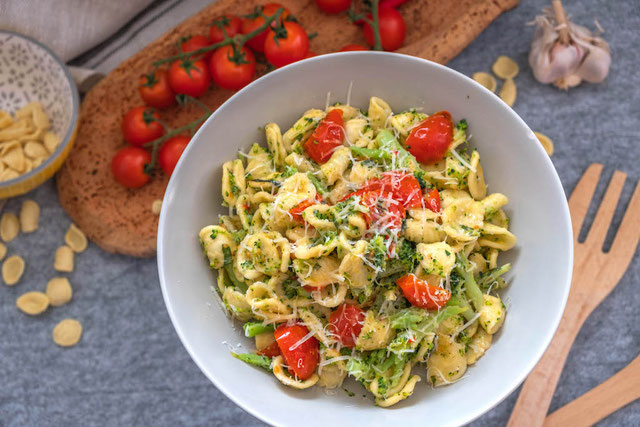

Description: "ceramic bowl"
0 31 79 198
158 52 573 426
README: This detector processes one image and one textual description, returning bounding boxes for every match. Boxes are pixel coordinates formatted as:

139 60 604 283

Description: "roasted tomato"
397 274 451 310
329 304 366 348
274 323 319 380
303 109 345 163
404 111 453 164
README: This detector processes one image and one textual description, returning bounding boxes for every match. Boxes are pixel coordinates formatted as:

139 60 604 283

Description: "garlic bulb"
529 0 611 90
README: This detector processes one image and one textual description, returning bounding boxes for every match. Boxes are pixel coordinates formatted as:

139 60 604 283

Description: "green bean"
243 322 275 338
222 246 247 293
231 353 272 371
306 171 328 195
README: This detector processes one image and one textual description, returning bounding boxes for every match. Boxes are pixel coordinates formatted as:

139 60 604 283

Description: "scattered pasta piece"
499 78 517 107
0 212 20 242
534 131 554 156
492 55 519 79
46 277 73 306
52 319 83 347
65 224 88 253
16 291 50 315
2 255 24 285
0 242 6 261
472 72 497 92
20 199 40 233
54 245 74 272
151 199 162 215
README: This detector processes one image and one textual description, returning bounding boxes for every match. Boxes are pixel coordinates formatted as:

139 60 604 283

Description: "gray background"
1 0 639 425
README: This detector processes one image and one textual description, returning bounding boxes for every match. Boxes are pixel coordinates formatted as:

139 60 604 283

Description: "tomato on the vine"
363 5 406 51
111 146 151 188
303 109 344 163
404 111 453 164
328 304 366 348
274 323 319 380
264 21 309 68
210 45 256 90
314 0 351 14
209 15 243 44
138 70 175 109
339 44 368 52
180 34 212 60
242 3 291 53
168 59 211 97
158 135 190 176
121 106 164 147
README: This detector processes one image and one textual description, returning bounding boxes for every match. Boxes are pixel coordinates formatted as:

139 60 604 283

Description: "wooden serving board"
57 0 519 257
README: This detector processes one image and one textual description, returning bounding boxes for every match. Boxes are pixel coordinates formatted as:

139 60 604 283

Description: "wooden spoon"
507 164 640 426
545 354 640 427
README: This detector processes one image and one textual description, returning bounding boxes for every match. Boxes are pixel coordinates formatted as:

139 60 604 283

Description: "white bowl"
158 52 573 427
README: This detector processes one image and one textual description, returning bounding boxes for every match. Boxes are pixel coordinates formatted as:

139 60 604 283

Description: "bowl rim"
158 51 573 426
0 30 79 188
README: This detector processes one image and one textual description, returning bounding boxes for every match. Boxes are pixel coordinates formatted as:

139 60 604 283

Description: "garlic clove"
575 44 611 83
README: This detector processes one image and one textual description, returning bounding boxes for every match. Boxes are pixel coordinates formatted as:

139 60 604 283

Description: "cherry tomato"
242 3 291 53
138 70 175 109
257 341 281 358
329 304 366 348
305 50 318 58
363 5 406 51
209 15 243 44
303 109 344 163
314 0 351 14
121 106 164 147
274 323 319 380
360 189 406 230
396 274 451 310
180 34 212 60
339 44 368 52
209 45 256 91
111 146 151 188
425 188 441 213
289 198 317 222
361 172 424 208
264 22 309 68
405 111 453 164
158 135 190 176
168 59 211 97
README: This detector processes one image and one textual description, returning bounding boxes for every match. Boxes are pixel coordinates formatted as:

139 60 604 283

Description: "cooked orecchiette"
427 334 468 386
479 294 506 334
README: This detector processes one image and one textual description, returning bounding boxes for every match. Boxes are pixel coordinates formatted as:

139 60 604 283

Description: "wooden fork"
507 164 640 427
544 353 640 427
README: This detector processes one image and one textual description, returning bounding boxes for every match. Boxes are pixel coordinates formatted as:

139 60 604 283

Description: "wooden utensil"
507 164 640 427
544 354 640 427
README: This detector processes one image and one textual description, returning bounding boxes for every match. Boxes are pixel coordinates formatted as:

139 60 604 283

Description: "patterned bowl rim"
0 30 79 189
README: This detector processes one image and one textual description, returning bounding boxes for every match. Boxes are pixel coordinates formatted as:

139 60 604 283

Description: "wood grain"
57 0 519 257
507 164 640 426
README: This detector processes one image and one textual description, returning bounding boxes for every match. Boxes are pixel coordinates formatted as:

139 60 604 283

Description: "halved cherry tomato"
158 135 190 176
168 59 211 97
121 106 164 147
425 188 441 213
305 50 318 58
242 3 291 53
405 111 453 164
314 0 351 14
289 197 320 222
361 189 406 230
361 172 424 208
111 146 151 188
396 274 451 310
303 109 344 164
210 45 256 90
209 15 243 44
138 70 175 109
274 323 319 380
257 341 281 358
339 44 369 52
180 34 212 60
264 21 309 68
329 304 366 348
363 5 406 51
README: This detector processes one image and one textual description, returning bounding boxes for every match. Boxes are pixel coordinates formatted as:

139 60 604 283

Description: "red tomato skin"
425 188 441 213
397 274 451 310
362 172 424 208
138 70 175 109
257 341 281 358
274 324 319 380
242 3 290 53
264 22 310 68
209 15 242 44
314 0 351 14
329 304 366 348
289 198 316 222
111 147 151 188
339 44 369 52
168 59 211 97
121 107 164 147
158 135 190 176
303 109 344 163
210 46 256 90
405 111 453 164
363 5 406 51
180 34 212 60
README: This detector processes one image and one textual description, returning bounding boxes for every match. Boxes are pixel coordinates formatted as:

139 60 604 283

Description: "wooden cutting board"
57 0 519 257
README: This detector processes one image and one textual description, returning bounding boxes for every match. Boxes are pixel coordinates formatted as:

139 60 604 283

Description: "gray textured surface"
1 0 639 425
